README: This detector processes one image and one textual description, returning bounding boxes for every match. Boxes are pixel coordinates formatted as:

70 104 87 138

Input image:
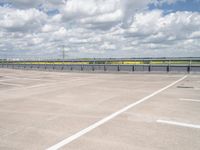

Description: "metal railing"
1 63 200 73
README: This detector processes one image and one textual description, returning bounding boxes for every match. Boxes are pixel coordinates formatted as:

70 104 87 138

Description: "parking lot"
0 69 199 150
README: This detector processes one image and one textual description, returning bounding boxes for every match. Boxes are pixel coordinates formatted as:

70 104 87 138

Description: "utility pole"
62 45 65 61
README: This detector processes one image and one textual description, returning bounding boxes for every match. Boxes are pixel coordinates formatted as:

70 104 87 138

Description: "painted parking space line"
180 98 200 102
5 76 53 81
46 75 187 150
0 79 13 82
0 82 23 87
0 76 50 82
0 78 85 93
26 78 83 89
157 120 200 129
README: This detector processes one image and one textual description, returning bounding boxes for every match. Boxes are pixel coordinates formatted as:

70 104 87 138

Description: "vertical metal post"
167 65 169 72
92 65 95 71
132 65 135 72
167 59 171 73
148 60 151 72
6 59 8 68
62 45 65 62
44 60 46 70
93 58 95 65
70 65 73 71
53 61 55 70
188 59 191 73
148 64 151 72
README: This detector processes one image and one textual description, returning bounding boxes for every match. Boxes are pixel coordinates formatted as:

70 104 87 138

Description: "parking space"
0 69 199 150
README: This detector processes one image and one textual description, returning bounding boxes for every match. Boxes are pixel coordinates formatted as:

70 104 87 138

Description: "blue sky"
0 0 200 59
149 0 200 13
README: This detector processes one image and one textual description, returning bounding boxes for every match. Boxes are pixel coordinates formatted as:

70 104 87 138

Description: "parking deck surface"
0 69 199 150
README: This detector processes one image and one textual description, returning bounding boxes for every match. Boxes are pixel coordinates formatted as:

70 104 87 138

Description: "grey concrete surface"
0 69 199 150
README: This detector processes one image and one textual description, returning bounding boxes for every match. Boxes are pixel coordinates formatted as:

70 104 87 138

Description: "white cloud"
5 0 44 9
62 0 121 19
190 31 200 39
127 10 200 41
53 27 67 38
0 7 47 32
128 10 163 35
80 9 123 24
3 0 66 9
0 0 200 58
153 0 186 5
29 37 44 45
61 0 156 29
100 42 116 50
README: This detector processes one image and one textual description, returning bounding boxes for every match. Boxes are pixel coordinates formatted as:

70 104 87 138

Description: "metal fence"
1 63 200 73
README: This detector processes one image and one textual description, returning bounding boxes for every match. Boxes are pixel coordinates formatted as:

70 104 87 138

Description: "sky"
0 0 200 59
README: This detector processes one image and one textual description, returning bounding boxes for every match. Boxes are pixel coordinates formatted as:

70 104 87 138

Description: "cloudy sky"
0 0 200 59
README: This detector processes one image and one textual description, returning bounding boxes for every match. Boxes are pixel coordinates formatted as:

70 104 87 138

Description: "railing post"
70 65 73 71
61 64 64 70
132 65 135 72
167 65 170 72
30 64 33 69
92 65 95 71
117 65 120 72
188 60 191 74
148 64 151 72
188 60 191 73
52 62 55 70
167 59 171 73
187 65 190 73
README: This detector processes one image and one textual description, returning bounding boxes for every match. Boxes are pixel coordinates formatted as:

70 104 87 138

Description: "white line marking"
157 120 200 129
0 82 23 87
46 75 187 150
0 79 12 82
5 76 82 82
0 78 83 93
26 84 49 89
5 76 51 81
180 98 200 102
26 78 83 89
